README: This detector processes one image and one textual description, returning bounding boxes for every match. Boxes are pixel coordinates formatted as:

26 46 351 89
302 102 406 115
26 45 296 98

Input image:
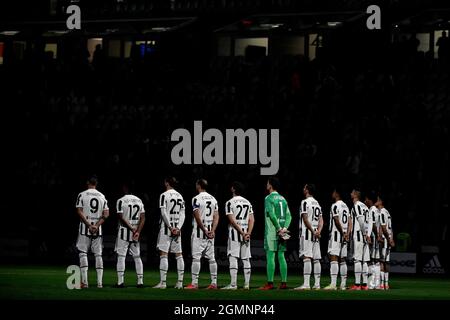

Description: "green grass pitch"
0 265 449 300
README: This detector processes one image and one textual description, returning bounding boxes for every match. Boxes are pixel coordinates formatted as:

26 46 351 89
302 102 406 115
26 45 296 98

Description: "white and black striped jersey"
225 196 254 243
329 200 350 242
299 196 322 241
76 189 109 236
379 208 393 240
159 189 185 236
192 191 218 239
351 201 369 240
116 194 145 241
369 205 380 236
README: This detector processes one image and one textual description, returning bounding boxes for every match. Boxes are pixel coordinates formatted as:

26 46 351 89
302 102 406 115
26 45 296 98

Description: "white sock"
330 261 338 286
362 262 368 285
176 255 184 283
134 256 143 285
209 259 218 285
375 262 381 287
191 259 201 286
159 255 168 284
313 260 321 287
229 256 238 286
384 272 389 285
79 253 88 285
243 258 251 287
303 259 311 287
95 255 103 286
117 255 126 285
355 261 362 285
380 271 385 284
340 261 347 288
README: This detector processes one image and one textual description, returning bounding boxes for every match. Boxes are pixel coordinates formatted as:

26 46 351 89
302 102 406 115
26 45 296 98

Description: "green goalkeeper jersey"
264 191 292 241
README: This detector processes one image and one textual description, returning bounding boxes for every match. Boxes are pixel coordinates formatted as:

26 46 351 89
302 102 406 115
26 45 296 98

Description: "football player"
365 192 381 289
154 177 185 289
377 194 395 290
185 179 219 289
114 182 146 288
324 187 350 290
349 189 370 290
260 177 292 290
295 184 324 290
75 175 109 288
222 181 255 290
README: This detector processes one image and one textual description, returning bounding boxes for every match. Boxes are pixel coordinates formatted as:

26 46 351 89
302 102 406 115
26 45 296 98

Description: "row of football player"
74 176 394 290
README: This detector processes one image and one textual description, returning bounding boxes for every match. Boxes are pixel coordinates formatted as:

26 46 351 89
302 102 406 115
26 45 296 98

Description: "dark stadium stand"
0 0 448 273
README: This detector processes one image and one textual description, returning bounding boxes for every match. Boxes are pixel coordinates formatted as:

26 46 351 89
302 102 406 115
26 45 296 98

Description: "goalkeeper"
260 177 292 290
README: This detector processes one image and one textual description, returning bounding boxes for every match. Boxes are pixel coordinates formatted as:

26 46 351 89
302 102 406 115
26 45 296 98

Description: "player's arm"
95 208 109 228
300 201 314 234
347 212 353 240
175 200 186 235
210 208 219 237
332 205 344 235
76 208 90 227
247 211 255 236
356 205 366 236
302 213 315 234
94 200 109 229
193 208 208 234
160 194 174 233
133 206 146 241
227 213 244 236
380 215 395 247
284 205 292 230
317 211 324 235
117 213 134 231
371 211 378 238
265 198 281 232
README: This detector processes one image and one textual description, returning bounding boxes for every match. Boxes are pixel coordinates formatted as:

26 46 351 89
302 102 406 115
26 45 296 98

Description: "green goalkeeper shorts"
264 238 287 252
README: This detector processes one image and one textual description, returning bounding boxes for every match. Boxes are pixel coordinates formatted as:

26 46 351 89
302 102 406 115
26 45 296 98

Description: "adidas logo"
423 255 445 274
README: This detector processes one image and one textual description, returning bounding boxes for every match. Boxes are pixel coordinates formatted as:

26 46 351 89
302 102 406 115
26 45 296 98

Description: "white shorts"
227 238 251 259
157 231 182 254
191 235 215 260
328 240 347 258
299 236 321 260
115 237 141 257
76 234 102 255
380 246 391 262
353 240 370 262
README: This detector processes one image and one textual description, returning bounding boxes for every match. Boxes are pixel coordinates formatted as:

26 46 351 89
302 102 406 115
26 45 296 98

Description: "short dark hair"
305 183 316 195
268 176 280 191
87 175 98 186
165 176 178 188
196 178 208 190
232 181 245 196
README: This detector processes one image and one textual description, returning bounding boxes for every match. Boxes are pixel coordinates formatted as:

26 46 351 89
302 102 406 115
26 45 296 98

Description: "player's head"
376 193 385 208
267 176 280 193
350 188 362 202
86 175 98 188
121 179 134 195
332 186 343 201
196 179 208 193
365 191 377 207
164 176 178 190
231 181 245 196
303 183 316 197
